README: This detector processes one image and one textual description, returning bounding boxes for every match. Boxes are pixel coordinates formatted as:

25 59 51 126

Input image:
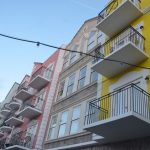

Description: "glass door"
25 121 37 148
34 92 45 110
110 81 143 117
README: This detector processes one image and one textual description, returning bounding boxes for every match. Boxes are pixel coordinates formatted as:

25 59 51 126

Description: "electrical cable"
0 33 149 70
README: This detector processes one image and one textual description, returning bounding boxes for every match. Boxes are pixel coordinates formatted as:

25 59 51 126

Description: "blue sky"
0 0 109 102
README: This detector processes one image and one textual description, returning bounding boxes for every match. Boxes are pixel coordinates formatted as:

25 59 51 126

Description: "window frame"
87 31 96 51
63 54 69 69
58 111 68 138
45 63 54 79
78 66 87 89
97 31 103 44
70 106 81 135
47 115 57 140
69 45 78 64
58 80 65 98
66 73 76 96
90 69 98 83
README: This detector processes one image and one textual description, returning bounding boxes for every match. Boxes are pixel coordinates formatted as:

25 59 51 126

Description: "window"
58 80 65 98
45 64 53 79
78 66 87 89
27 120 37 135
26 120 37 147
67 73 75 96
47 115 57 140
70 45 78 64
97 31 103 44
70 106 81 134
58 111 68 137
63 54 69 69
90 70 98 82
87 31 95 51
34 92 45 110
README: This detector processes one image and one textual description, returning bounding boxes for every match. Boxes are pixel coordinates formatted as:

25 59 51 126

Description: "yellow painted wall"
141 0 150 10
99 0 150 119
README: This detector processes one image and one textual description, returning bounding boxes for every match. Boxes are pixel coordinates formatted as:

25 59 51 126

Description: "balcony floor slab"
5 117 23 127
15 90 32 101
6 145 30 150
85 112 150 144
29 75 49 90
97 0 143 37
18 106 42 119
93 42 148 78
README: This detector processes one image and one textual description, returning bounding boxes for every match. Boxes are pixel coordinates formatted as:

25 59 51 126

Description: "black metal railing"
98 0 141 23
30 66 52 82
85 83 150 125
5 130 34 149
93 26 145 63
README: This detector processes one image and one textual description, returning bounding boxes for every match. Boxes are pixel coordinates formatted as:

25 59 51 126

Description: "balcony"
5 131 34 150
92 27 148 78
0 126 12 133
29 66 52 90
97 0 143 37
5 116 23 127
8 101 20 110
1 103 12 117
18 97 43 119
15 81 33 101
84 84 150 144
1 109 11 117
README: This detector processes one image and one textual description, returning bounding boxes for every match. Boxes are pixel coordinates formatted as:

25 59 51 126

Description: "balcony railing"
20 96 44 111
18 96 43 119
98 0 141 24
5 130 34 149
1 104 16 120
17 81 29 92
30 66 52 81
85 83 150 125
93 26 145 63
0 138 6 149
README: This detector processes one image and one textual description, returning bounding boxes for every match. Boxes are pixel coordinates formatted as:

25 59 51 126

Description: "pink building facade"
0 48 64 149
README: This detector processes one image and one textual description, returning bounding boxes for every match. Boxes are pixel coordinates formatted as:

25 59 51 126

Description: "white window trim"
58 110 69 138
47 115 58 140
66 73 76 96
69 105 81 135
78 66 87 89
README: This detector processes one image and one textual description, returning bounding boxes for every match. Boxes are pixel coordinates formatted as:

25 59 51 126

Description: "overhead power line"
0 33 150 70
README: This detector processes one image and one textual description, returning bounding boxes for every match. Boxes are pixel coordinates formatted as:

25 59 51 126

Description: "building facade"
0 82 19 147
45 0 150 150
0 48 64 149
1 0 150 149
44 17 103 150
